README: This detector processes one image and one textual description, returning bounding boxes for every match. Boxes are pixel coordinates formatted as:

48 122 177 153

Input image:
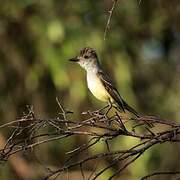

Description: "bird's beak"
69 57 79 62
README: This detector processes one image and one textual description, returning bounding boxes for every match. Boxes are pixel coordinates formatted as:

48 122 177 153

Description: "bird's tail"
121 100 140 117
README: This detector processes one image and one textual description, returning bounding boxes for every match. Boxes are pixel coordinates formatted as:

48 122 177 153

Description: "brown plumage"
98 70 139 117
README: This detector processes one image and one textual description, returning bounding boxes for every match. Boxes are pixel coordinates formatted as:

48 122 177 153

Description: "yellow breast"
87 73 110 102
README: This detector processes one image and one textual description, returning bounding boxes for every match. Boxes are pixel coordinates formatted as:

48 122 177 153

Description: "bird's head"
69 47 99 71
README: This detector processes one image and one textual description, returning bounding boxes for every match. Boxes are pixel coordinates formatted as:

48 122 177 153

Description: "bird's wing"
97 70 125 112
97 70 139 117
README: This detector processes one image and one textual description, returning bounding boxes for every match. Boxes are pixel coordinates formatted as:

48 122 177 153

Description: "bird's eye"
84 55 89 59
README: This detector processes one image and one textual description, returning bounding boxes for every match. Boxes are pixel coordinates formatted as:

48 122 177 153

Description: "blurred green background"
0 0 180 179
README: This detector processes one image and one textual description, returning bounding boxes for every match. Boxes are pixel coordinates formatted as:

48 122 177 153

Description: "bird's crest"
80 47 97 59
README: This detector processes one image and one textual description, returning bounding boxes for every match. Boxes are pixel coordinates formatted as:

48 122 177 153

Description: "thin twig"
104 0 118 40
0 100 179 180
141 171 180 180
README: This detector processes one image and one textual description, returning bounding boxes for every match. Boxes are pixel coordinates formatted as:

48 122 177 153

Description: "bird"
69 47 139 117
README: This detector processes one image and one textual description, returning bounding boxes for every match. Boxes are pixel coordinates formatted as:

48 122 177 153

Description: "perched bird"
69 47 139 117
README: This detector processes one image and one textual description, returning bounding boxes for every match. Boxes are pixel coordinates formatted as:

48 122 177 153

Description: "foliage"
0 0 180 179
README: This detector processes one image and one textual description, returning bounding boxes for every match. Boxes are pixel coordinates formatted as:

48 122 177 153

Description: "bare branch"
0 100 179 180
104 0 118 40
141 171 180 180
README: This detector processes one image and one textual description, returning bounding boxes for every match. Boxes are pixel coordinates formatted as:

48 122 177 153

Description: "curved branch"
0 100 179 180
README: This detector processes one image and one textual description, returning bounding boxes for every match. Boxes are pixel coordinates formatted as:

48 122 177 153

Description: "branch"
0 99 179 180
104 0 118 40
141 171 180 180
